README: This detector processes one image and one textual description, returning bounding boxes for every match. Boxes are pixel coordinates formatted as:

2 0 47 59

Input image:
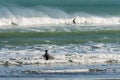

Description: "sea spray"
0 6 120 26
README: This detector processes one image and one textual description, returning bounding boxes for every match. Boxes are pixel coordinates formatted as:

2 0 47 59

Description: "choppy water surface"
0 25 120 79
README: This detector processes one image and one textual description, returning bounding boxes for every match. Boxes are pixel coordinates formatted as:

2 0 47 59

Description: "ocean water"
0 0 120 79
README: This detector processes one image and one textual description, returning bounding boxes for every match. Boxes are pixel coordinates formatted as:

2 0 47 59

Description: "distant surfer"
43 50 54 60
11 22 17 26
73 18 76 24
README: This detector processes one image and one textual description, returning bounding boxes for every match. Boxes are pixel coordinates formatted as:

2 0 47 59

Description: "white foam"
0 52 120 65
23 69 89 74
23 68 120 74
75 16 120 25
0 43 120 65
0 16 120 27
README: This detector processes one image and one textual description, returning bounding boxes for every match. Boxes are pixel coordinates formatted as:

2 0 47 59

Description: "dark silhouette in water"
11 22 17 26
44 50 49 60
43 50 54 60
73 18 76 24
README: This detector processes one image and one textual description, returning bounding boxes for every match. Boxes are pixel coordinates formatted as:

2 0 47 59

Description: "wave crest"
0 6 120 26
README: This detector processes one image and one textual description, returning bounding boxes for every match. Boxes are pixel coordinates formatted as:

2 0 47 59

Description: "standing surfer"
73 18 76 24
44 50 49 60
43 50 54 60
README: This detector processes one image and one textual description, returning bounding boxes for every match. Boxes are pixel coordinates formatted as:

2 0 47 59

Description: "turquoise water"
1 0 120 15
0 0 120 79
0 26 120 45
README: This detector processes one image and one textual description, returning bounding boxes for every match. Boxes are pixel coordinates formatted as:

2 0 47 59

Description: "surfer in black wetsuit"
44 50 49 60
73 18 76 24
43 50 54 60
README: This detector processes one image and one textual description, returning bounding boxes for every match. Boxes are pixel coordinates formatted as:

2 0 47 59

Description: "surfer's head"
45 50 48 53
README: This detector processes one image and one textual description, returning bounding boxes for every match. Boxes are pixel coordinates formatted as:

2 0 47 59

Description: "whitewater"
0 6 120 26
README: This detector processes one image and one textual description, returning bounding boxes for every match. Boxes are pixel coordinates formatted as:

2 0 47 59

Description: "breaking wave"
0 6 120 27
0 52 120 65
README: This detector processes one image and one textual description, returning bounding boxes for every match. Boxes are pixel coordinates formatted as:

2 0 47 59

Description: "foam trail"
23 69 90 74
23 68 120 74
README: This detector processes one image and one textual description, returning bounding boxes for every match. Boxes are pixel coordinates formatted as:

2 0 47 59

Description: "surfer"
43 50 54 60
11 22 17 26
73 18 76 24
44 50 49 60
